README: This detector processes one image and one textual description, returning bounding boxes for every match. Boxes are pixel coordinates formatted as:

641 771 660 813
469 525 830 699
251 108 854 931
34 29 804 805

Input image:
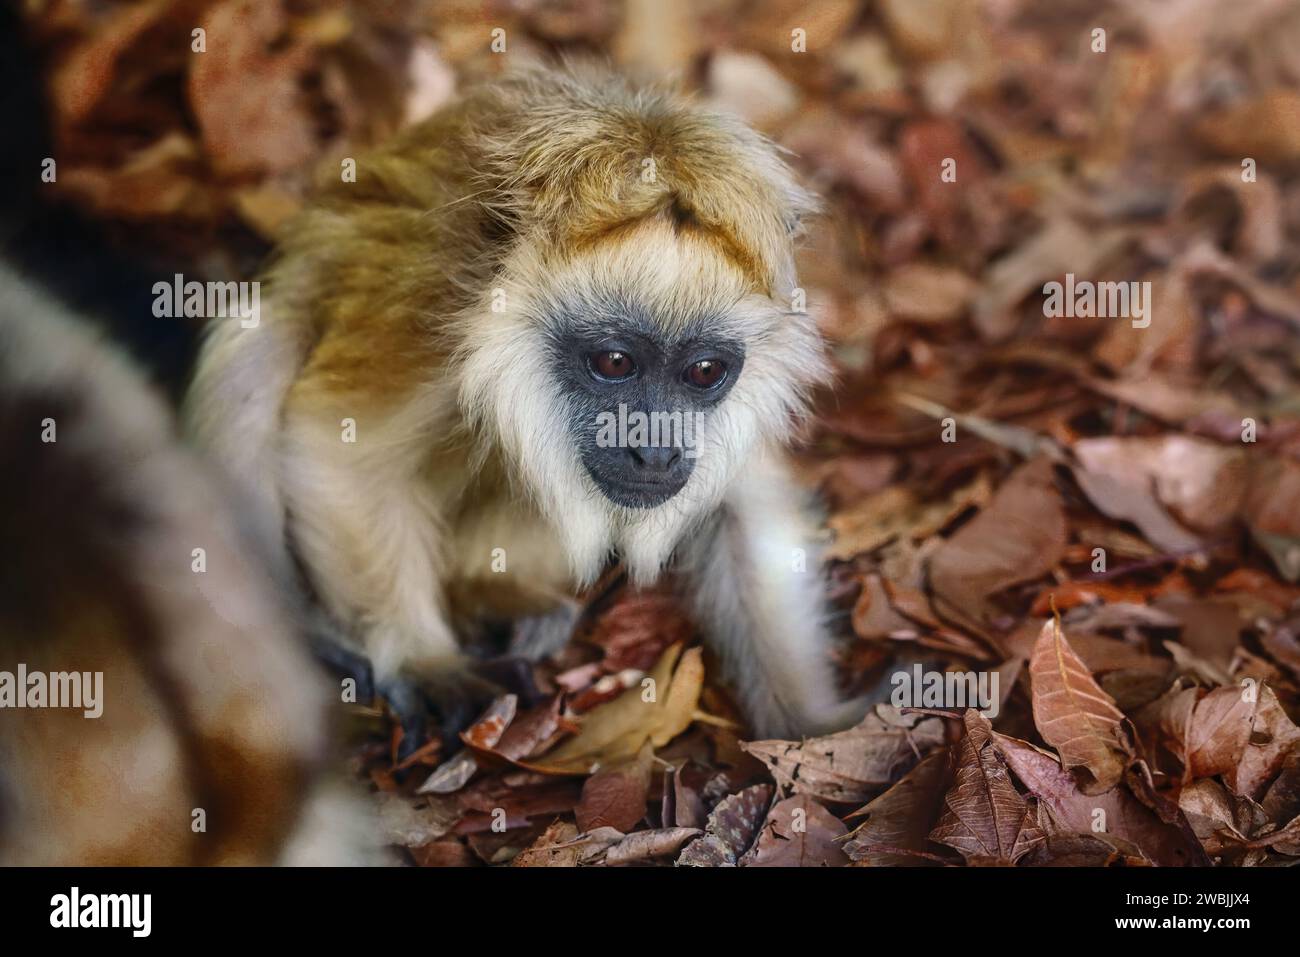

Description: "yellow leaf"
524 644 704 775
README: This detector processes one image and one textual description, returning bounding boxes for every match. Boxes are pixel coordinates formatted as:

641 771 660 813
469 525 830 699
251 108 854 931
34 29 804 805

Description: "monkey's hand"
380 655 544 760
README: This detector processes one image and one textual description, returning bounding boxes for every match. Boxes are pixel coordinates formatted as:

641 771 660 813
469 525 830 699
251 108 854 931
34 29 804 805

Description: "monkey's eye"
589 350 637 381
685 359 727 389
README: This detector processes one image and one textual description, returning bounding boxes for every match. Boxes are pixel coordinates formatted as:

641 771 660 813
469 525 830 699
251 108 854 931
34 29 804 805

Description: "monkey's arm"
675 457 865 740
278 399 510 750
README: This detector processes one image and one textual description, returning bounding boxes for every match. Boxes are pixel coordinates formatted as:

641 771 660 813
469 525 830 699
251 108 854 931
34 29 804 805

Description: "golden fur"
186 65 860 738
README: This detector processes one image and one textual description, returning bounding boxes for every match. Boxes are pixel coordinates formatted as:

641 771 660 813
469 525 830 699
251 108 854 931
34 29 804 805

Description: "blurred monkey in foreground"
186 66 864 743
0 264 372 865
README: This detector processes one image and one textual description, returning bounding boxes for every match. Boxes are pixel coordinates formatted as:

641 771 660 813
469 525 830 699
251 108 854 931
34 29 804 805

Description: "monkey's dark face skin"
548 304 745 509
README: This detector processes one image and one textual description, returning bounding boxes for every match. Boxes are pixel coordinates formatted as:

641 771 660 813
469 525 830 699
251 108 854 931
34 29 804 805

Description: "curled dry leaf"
1179 779 1268 858
1029 617 1132 794
970 217 1123 341
929 710 1043 865
742 705 945 805
739 795 849 867
417 749 478 796
1176 779 1300 861
994 732 1202 866
1188 683 1300 799
493 695 572 762
827 471 992 564
1185 686 1261 786
453 775 583 836
1018 830 1150 866
1131 683 1199 774
417 692 523 795
575 827 702 866
844 749 953 866
1261 749 1300 829
460 694 517 751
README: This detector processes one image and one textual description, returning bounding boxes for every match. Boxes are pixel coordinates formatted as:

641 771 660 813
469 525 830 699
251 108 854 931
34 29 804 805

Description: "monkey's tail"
0 262 337 864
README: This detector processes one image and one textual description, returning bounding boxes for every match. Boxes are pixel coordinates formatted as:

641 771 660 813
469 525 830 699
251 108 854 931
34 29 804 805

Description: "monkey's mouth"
584 465 690 509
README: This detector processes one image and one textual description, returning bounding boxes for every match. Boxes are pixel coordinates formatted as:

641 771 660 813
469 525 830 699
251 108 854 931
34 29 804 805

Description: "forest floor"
27 0 1300 865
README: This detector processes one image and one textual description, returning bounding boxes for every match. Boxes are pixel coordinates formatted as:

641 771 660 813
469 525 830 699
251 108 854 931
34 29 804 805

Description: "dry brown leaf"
374 791 459 848
408 839 478 867
884 263 979 323
1069 465 1202 555
742 705 945 804
971 218 1126 340
583 586 696 674
511 819 583 867
844 749 953 866
1186 686 1257 783
994 732 1203 866
1029 618 1131 793
1179 779 1268 858
582 826 702 866
929 710 1042 864
1260 749 1300 837
1072 435 1248 533
1231 685 1300 799
928 458 1067 630
573 744 652 833
740 795 849 867
1018 828 1150 866
1132 683 1200 773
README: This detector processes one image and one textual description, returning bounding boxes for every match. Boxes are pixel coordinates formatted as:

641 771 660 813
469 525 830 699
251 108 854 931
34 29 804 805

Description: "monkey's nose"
628 445 681 473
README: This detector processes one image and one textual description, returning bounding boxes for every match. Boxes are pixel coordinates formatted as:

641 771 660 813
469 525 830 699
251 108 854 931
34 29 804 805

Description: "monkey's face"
549 309 745 508
461 217 827 580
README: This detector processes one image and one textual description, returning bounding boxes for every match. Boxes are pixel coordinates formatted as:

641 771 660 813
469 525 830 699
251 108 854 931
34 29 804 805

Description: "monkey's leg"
280 411 502 752
675 459 867 740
